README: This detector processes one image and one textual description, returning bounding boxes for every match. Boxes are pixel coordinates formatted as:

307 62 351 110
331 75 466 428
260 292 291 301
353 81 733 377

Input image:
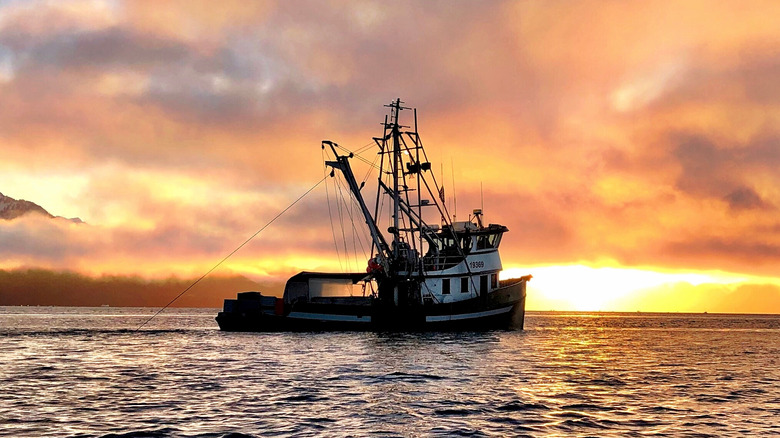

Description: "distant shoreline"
1 305 779 317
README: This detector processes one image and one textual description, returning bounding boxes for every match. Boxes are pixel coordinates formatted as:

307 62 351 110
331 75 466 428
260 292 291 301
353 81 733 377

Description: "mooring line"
135 175 329 331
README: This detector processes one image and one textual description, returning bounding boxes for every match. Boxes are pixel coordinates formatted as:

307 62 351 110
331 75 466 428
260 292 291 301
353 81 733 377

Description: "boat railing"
422 254 465 272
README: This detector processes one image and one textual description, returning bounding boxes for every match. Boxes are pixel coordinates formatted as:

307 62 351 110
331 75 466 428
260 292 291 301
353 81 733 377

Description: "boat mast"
325 100 447 278
414 108 422 275
371 115 390 260
387 98 407 261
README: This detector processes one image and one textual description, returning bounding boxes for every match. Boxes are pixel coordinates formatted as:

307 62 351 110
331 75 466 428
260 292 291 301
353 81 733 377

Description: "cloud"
1 0 780 304
671 131 778 211
0 167 373 279
0 0 118 42
724 186 771 211
0 268 283 307
661 238 780 276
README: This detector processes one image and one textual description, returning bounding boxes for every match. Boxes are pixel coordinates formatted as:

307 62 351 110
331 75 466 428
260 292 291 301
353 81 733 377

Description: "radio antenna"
481 182 484 212
451 157 457 221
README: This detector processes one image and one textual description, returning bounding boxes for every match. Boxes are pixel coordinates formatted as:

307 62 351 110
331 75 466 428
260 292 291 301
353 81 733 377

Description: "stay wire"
134 175 329 331
334 176 370 263
333 174 350 270
323 150 343 270
336 143 381 171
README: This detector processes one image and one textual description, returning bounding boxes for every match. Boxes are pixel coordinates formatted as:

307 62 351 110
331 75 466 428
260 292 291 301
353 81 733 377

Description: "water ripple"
1 308 779 437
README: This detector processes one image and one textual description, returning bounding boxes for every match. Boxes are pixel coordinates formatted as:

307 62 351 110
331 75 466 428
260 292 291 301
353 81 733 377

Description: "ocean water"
1 307 779 437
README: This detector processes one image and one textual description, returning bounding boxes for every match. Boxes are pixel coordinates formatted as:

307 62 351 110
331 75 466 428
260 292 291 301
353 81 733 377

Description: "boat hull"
215 278 527 332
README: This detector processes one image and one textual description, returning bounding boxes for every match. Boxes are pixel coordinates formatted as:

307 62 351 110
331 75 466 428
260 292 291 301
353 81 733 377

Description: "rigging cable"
134 175 329 331
336 142 382 171
351 187 359 268
333 172 350 271
345 143 381 262
349 184 358 269
360 150 380 188
325 142 379 266
323 149 344 271
333 176 370 262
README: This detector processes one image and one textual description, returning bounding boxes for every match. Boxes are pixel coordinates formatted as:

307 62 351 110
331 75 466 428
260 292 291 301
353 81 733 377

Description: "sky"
1 0 779 312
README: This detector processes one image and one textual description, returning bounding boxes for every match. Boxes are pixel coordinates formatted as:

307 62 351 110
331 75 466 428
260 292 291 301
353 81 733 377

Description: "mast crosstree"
325 99 442 279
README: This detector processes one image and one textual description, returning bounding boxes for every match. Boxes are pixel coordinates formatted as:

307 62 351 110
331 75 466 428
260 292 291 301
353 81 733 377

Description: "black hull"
216 279 527 332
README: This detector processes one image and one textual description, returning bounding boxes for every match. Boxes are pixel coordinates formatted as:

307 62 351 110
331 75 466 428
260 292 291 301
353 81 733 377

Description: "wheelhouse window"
474 232 503 250
442 278 450 295
460 277 469 293
460 236 472 254
437 236 457 254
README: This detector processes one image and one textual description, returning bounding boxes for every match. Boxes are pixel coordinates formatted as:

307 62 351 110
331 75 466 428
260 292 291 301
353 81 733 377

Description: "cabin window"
488 233 502 248
460 236 472 254
491 274 498 289
461 277 469 293
476 235 489 250
442 278 450 295
480 275 488 295
439 236 457 253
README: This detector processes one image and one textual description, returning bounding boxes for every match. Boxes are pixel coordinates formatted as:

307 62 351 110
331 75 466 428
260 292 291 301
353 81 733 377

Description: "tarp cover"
309 278 361 298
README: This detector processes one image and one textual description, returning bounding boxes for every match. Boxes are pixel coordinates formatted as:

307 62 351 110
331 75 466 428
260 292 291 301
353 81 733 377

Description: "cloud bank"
1 1 779 309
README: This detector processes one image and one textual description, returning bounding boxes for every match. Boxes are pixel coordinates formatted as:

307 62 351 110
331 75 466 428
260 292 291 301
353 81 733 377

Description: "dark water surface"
1 307 779 437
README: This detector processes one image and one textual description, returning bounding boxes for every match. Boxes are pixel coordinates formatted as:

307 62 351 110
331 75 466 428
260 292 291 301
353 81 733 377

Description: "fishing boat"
216 99 531 331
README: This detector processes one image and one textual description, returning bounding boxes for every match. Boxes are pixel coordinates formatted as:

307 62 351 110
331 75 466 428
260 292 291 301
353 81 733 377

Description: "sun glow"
501 265 765 311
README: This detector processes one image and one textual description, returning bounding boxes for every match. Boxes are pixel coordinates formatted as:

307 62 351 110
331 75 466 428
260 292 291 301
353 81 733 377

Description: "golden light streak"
502 264 780 312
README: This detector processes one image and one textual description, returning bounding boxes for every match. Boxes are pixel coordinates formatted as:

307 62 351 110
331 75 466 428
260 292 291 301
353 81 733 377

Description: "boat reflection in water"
217 100 531 331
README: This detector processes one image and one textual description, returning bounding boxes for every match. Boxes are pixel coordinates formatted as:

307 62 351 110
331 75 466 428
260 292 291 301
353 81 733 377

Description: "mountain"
0 192 83 223
0 191 52 220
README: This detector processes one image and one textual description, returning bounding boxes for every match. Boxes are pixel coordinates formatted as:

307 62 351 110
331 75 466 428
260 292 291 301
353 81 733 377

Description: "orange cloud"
1 1 779 310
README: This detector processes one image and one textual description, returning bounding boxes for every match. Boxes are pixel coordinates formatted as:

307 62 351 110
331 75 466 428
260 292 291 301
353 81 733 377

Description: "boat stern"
216 291 284 331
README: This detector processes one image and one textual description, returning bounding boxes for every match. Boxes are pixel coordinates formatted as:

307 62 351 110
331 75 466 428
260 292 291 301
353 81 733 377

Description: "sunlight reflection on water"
1 307 779 437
